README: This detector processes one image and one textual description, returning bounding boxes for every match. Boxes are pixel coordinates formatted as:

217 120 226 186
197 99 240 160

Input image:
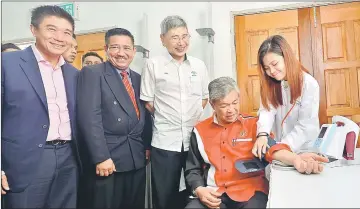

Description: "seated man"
185 77 328 209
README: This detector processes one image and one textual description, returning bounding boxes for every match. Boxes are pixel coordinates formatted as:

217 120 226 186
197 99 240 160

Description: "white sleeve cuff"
202 94 209 100
140 94 154 102
257 126 271 135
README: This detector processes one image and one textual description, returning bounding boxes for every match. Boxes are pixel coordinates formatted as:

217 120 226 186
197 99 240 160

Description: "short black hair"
82 51 104 63
1 43 21 52
72 33 76 39
31 5 75 32
105 28 134 46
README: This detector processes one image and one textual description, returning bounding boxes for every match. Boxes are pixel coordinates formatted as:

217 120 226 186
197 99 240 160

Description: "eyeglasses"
170 34 191 43
107 45 133 53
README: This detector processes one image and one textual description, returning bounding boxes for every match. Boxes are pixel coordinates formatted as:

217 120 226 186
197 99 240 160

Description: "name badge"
232 138 252 146
233 138 252 142
190 71 199 82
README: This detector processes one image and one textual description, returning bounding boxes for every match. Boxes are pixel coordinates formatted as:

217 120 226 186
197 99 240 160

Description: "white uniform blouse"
256 72 320 152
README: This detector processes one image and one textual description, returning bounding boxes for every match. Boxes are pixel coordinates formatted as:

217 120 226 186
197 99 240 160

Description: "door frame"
230 0 357 83
75 26 117 36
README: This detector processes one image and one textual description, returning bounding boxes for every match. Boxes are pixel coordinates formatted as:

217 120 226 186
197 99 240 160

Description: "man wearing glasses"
77 28 152 209
141 15 209 209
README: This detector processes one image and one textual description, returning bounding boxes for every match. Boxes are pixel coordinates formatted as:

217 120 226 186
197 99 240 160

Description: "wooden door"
312 2 360 147
73 32 107 70
234 9 311 116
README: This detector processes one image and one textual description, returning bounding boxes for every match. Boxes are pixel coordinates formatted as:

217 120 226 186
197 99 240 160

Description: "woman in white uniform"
252 35 320 159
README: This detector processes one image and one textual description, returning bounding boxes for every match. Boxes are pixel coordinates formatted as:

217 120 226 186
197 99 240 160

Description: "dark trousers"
4 143 78 208
77 167 95 209
92 167 146 209
185 191 268 209
151 146 189 209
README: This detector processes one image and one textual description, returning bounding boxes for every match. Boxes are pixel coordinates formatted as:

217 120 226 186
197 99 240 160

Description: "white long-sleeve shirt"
256 72 320 152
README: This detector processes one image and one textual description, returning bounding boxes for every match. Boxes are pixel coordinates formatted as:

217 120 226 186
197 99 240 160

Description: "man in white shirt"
140 15 209 209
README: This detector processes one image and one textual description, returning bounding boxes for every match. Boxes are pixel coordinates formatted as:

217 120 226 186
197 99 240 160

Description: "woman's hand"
252 135 268 160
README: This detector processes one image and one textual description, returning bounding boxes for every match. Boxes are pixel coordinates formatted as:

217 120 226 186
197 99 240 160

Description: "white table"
267 149 360 208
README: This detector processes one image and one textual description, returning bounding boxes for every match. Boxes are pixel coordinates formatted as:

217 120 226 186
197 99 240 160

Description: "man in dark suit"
1 5 80 208
77 28 152 209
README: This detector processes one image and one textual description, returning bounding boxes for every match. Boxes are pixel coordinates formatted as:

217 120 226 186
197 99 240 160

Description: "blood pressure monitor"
313 124 336 149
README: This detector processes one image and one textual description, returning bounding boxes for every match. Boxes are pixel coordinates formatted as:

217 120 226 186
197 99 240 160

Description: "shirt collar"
109 62 130 76
164 52 189 66
281 80 289 89
213 114 220 125
212 113 241 126
118 68 130 75
31 44 65 68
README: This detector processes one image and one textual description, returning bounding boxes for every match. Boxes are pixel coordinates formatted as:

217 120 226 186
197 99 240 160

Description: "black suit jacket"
77 61 152 172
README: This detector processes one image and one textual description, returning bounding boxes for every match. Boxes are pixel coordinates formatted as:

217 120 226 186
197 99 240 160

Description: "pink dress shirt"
31 45 71 141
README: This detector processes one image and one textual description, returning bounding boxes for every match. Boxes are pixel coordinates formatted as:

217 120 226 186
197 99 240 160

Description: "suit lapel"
103 62 137 119
129 70 144 121
19 47 48 111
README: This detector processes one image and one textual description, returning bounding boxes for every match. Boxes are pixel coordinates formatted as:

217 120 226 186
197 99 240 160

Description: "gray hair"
160 15 187 35
208 77 239 102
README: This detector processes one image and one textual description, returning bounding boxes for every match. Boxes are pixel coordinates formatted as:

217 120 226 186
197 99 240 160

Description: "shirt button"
38 144 43 148
117 118 121 122
222 156 225 159
222 141 225 144
224 128 227 130
42 125 48 129
224 169 227 172
114 101 117 105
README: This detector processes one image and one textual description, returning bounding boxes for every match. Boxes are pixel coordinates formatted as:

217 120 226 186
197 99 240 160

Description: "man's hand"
195 186 222 209
146 150 151 165
293 153 329 174
96 158 116 177
252 135 268 160
145 102 155 115
1 171 10 195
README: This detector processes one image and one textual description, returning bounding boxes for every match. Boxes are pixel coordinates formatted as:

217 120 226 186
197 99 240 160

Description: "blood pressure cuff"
265 136 292 163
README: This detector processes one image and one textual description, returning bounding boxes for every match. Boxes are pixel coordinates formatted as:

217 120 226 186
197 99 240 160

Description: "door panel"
73 32 107 70
313 2 360 147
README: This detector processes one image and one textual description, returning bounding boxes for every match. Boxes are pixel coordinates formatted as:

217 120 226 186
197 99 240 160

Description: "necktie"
120 71 139 119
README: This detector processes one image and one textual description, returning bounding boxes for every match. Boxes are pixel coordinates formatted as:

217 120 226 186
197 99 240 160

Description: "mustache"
113 56 127 59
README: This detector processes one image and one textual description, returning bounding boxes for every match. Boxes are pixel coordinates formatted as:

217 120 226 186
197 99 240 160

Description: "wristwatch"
1 171 5 176
192 186 201 197
256 132 269 138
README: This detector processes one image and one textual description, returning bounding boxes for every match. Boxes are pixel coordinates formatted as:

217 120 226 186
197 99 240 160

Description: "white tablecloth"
267 149 360 208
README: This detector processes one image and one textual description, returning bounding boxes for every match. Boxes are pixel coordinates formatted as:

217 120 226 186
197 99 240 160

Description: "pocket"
188 78 202 96
232 139 254 153
2 137 17 144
